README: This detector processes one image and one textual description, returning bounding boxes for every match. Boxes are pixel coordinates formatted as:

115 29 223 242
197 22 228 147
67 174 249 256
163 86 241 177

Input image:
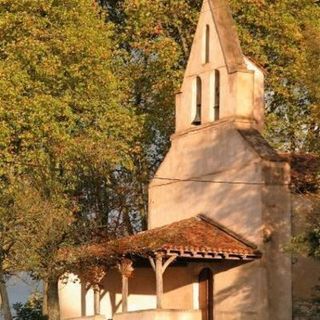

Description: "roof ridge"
196 214 258 249
236 128 285 162
208 0 247 73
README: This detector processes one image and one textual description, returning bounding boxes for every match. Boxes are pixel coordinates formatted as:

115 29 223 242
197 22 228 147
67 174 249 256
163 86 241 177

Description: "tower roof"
208 0 247 73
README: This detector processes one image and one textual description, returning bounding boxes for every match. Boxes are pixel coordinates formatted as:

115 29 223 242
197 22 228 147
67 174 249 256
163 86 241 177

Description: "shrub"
13 293 47 320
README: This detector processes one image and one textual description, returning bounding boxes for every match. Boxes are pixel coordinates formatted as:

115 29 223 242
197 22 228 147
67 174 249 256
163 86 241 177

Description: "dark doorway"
199 268 214 320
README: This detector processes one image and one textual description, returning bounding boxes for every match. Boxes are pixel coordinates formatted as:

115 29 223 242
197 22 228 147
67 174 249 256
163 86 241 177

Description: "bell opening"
192 104 202 126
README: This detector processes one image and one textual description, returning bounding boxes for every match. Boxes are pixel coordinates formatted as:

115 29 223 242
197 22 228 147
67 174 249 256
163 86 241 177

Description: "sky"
0 274 41 319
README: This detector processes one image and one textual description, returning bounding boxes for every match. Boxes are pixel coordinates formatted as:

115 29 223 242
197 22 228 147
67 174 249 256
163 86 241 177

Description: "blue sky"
1 274 42 319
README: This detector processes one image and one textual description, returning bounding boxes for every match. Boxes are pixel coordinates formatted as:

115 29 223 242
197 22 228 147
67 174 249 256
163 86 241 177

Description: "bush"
13 293 47 320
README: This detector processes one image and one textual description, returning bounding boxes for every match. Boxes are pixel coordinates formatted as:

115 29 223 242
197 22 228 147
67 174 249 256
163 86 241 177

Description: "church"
59 0 318 319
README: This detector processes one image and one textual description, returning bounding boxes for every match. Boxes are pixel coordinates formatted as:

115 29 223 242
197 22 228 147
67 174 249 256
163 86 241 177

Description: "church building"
60 0 294 319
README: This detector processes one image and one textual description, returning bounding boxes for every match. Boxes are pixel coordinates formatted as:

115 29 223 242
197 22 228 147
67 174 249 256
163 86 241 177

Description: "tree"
13 292 45 320
98 0 201 229
0 1 140 319
229 0 320 152
103 0 320 151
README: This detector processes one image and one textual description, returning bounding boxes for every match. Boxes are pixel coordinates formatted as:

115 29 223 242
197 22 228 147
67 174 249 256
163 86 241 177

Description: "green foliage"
229 0 320 152
0 0 141 317
0 0 138 175
0 0 140 269
13 292 46 320
104 0 200 146
99 0 320 231
291 195 320 260
99 0 201 228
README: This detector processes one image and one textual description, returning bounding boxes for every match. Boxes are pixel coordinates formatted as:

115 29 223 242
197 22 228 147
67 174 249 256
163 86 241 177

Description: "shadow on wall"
80 259 269 318
148 124 292 318
149 125 265 241
86 265 196 315
78 125 292 319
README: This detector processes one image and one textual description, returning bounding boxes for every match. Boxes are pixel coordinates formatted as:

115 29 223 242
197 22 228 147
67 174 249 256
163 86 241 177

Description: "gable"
183 0 246 80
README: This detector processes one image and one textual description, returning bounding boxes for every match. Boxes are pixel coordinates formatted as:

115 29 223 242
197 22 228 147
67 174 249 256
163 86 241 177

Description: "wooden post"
80 282 86 317
93 284 100 315
148 254 177 309
155 254 163 309
118 258 134 313
79 266 106 317
122 274 129 313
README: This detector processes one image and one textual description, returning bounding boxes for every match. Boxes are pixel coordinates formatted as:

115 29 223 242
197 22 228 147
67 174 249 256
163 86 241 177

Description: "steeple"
175 0 264 132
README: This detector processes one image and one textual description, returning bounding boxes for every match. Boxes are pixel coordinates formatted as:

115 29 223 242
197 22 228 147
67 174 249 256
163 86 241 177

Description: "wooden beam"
148 256 156 272
165 249 259 261
148 253 178 309
162 255 177 274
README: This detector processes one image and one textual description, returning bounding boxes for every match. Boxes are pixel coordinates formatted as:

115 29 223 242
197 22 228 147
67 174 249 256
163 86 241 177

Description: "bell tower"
175 0 264 132
149 2 292 319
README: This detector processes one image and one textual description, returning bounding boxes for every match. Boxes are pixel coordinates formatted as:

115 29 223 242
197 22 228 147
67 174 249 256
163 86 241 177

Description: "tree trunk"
47 278 60 320
0 271 12 320
42 279 48 317
174 21 189 61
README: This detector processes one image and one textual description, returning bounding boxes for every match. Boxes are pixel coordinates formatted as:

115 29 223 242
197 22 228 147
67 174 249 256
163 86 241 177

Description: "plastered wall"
148 120 292 319
60 266 195 320
149 121 263 244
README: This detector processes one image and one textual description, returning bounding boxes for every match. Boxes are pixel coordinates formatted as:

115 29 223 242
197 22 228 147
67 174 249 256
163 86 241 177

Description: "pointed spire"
175 0 264 133
208 0 247 73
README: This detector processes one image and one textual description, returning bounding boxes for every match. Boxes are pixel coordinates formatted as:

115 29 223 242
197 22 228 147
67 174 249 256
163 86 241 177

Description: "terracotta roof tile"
83 215 261 261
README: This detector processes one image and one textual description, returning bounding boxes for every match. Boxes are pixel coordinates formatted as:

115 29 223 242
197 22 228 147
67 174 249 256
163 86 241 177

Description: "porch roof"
84 215 261 261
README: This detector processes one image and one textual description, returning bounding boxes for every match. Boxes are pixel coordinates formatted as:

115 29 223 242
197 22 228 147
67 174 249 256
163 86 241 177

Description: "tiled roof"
237 128 285 162
83 215 261 261
236 129 319 193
